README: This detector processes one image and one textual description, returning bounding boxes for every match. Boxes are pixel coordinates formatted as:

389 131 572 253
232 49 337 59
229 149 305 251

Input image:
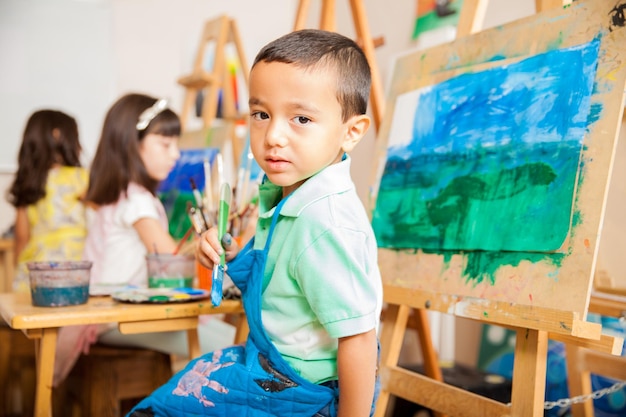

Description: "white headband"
136 98 169 130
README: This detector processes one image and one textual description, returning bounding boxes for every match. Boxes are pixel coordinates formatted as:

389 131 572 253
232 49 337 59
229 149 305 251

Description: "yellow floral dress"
14 166 88 292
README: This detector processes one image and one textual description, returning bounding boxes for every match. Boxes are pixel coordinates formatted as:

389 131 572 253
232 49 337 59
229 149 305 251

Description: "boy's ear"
342 114 371 153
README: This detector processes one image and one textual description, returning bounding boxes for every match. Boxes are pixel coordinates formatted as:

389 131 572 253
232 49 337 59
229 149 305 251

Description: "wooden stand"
178 15 249 130
566 291 626 417
377 286 623 417
372 1 626 416
177 15 249 168
293 0 385 132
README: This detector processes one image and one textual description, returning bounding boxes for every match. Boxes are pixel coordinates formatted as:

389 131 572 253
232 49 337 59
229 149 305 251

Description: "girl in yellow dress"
7 109 88 292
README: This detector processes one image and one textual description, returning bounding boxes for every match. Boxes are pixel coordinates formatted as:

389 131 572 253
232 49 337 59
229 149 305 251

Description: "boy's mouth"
265 156 290 171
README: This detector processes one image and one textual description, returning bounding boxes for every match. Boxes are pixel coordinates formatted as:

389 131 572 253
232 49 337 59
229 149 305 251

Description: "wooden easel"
373 1 626 417
177 15 249 168
566 290 626 417
293 0 385 132
178 15 249 130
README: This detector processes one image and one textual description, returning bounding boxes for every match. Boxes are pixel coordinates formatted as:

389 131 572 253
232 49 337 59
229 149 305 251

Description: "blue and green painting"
158 148 219 239
372 39 600 254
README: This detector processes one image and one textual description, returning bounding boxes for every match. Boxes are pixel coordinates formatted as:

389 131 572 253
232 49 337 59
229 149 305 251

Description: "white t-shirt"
84 183 168 295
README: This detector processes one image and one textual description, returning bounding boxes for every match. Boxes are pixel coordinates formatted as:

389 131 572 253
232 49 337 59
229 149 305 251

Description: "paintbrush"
189 178 211 229
172 226 194 255
187 201 208 235
211 182 231 307
238 149 254 215
203 157 214 212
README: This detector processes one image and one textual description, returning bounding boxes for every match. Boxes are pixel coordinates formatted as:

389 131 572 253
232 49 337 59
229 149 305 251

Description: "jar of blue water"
27 261 93 307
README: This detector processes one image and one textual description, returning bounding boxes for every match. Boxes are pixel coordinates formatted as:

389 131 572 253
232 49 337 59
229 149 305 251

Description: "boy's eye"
293 116 311 125
251 111 269 120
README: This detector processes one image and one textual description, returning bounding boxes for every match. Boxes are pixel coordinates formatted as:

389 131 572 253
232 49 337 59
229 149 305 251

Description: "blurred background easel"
177 15 249 166
178 15 249 130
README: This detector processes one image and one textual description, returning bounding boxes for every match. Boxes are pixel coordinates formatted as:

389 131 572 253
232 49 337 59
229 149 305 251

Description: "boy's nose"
265 121 287 147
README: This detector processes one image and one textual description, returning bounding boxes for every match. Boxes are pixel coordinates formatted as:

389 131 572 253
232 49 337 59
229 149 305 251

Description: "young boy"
129 29 382 417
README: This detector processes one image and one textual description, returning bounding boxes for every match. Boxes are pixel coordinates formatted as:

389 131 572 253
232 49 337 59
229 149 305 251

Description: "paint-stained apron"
128 197 338 417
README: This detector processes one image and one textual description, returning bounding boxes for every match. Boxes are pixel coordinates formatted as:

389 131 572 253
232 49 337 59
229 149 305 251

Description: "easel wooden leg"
375 304 410 417
200 17 229 129
409 309 446 417
456 0 489 36
320 0 336 30
510 328 548 417
348 0 384 130
376 305 447 417
293 0 311 31
409 309 444 385
292 0 385 131
565 343 594 417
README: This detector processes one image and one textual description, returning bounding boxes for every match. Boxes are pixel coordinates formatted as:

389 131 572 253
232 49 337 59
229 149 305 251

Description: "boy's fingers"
197 228 223 265
221 233 233 248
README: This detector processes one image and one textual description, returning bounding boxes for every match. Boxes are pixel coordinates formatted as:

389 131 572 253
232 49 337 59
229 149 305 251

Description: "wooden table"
0 292 247 417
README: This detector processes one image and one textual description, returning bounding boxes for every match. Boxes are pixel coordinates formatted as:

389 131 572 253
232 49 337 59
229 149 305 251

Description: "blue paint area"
158 148 219 238
486 54 507 62
373 39 600 252
387 39 599 161
588 102 603 125
159 148 219 194
31 285 89 307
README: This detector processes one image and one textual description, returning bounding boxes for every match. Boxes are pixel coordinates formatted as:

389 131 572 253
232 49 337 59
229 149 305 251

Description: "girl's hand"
196 228 240 269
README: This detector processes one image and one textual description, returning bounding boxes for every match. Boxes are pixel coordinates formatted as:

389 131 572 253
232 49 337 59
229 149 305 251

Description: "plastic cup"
146 254 195 288
27 261 93 307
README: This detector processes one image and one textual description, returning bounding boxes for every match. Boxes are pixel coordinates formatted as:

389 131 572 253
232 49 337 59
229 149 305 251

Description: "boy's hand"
196 228 240 269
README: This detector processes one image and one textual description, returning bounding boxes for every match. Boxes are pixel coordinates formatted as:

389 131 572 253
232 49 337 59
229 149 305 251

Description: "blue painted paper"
372 39 600 252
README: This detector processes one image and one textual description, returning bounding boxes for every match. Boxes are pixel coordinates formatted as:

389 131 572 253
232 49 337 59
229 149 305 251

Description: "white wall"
0 0 302 233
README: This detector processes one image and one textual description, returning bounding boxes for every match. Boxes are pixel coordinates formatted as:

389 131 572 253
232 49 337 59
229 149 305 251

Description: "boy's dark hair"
252 29 371 122
8 109 82 207
86 93 180 206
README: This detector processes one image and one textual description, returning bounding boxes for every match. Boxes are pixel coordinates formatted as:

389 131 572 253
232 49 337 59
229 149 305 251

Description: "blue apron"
128 197 338 417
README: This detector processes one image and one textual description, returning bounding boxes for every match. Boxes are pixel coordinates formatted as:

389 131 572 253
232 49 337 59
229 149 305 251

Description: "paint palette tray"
111 287 210 304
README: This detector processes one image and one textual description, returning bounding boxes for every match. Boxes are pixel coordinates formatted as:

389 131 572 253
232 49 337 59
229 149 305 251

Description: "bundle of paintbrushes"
199 150 259 243
229 150 260 241
178 150 261 305
188 178 214 234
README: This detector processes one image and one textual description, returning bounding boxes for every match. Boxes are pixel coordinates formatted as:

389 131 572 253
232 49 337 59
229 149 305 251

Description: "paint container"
27 261 93 307
146 254 195 288
196 260 212 291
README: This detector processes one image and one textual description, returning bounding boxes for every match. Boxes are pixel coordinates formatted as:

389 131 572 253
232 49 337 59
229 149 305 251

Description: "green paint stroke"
412 0 463 40
425 248 565 286
463 250 565 285
587 102 603 125
545 31 566 52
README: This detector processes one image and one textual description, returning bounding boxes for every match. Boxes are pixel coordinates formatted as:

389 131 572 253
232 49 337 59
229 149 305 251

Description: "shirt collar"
259 155 355 218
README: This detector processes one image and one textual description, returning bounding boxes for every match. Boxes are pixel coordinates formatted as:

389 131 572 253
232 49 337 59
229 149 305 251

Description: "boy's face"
249 61 369 197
